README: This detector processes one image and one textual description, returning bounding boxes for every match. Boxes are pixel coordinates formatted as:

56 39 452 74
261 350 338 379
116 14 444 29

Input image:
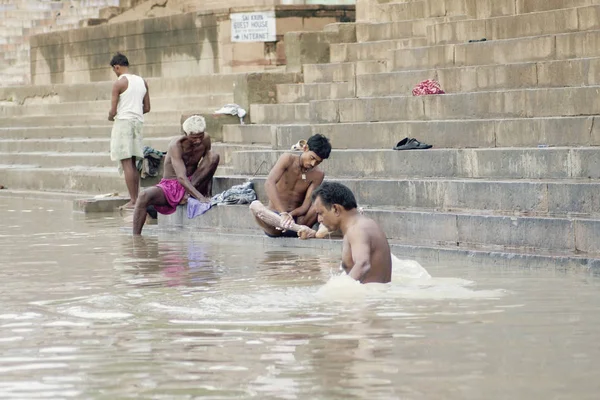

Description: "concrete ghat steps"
330 38 428 63
357 57 600 97
309 86 600 124
392 28 600 71
223 116 600 149
0 124 182 139
0 94 234 117
0 74 242 104
0 143 269 168
430 5 600 45
231 148 600 180
159 204 600 256
214 175 600 216
0 163 233 194
249 103 309 125
303 61 389 83
276 82 356 104
521 0 600 13
356 16 467 42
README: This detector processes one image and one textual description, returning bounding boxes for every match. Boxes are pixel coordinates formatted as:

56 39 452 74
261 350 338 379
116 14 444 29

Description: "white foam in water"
317 254 506 301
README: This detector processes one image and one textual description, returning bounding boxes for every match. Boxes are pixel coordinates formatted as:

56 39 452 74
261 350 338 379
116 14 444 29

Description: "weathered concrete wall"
30 5 355 85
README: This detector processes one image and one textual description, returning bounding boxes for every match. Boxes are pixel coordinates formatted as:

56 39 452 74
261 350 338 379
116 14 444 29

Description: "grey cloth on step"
210 181 257 206
137 146 165 179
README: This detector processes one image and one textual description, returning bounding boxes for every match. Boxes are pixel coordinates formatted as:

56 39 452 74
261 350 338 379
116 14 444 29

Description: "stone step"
303 61 389 84
382 1 426 22
358 57 600 96
430 5 600 45
231 147 600 180
0 166 128 194
0 94 234 117
0 74 241 104
0 110 215 127
160 203 600 256
519 0 600 14
392 28 600 71
0 137 172 153
276 82 355 104
294 117 599 149
0 143 267 167
309 86 600 124
355 16 467 42
249 103 309 125
331 38 427 63
0 124 180 139
214 174 600 216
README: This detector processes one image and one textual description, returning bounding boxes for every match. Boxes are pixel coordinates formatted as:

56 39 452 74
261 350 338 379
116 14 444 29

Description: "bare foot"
315 224 331 239
119 201 135 211
179 193 190 205
298 227 317 240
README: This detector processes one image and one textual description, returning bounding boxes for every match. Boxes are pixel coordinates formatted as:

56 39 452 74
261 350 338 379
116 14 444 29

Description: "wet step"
161 203 600 256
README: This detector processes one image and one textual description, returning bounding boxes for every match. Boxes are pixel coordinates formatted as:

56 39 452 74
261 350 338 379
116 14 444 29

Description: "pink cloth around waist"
155 177 190 215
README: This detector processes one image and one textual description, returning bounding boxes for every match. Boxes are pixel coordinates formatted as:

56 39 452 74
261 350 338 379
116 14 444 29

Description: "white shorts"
110 119 144 162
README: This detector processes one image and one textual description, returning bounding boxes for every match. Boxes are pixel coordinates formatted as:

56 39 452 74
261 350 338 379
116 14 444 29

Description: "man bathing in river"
250 134 332 239
132 115 220 235
312 182 392 284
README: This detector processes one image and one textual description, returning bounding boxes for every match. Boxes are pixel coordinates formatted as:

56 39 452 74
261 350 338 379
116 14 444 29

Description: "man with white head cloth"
133 115 220 235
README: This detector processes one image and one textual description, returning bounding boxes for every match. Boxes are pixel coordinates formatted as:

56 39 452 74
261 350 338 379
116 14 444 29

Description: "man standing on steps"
108 52 151 210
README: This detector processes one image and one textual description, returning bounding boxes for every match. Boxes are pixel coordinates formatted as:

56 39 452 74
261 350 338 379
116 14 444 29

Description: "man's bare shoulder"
348 216 381 238
167 136 185 152
277 152 295 164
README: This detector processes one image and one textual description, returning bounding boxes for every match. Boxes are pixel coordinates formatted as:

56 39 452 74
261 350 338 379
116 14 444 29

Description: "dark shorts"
265 229 299 238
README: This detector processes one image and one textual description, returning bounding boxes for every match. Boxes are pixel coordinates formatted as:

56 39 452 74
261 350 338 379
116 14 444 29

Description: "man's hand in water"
279 212 294 229
298 226 316 240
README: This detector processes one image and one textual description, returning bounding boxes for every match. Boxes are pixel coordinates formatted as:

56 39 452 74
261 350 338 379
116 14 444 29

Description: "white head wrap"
182 115 206 135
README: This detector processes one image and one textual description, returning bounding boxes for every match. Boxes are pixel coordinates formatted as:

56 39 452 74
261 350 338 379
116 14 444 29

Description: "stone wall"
29 5 355 85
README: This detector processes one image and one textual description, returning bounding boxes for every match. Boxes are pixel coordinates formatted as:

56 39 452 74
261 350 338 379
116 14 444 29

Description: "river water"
1 197 599 399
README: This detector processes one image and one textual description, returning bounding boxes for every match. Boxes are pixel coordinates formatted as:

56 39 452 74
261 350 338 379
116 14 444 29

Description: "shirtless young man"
312 182 392 283
250 134 332 239
132 115 220 235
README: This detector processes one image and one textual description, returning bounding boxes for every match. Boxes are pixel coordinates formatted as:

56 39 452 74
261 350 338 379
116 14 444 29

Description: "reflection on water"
1 197 600 399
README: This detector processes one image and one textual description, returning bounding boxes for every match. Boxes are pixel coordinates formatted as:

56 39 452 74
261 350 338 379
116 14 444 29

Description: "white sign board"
231 11 276 42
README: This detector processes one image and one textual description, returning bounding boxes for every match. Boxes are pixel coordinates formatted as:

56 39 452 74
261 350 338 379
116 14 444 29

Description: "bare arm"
290 170 324 219
108 78 127 121
142 79 151 114
347 229 372 283
264 153 294 213
169 142 206 200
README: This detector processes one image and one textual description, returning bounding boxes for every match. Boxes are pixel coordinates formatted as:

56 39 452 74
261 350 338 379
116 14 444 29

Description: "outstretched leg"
133 187 168 235
190 151 220 198
295 202 330 238
249 200 316 238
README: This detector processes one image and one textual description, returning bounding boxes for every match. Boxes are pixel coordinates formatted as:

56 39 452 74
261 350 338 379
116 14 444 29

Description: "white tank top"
116 74 147 122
